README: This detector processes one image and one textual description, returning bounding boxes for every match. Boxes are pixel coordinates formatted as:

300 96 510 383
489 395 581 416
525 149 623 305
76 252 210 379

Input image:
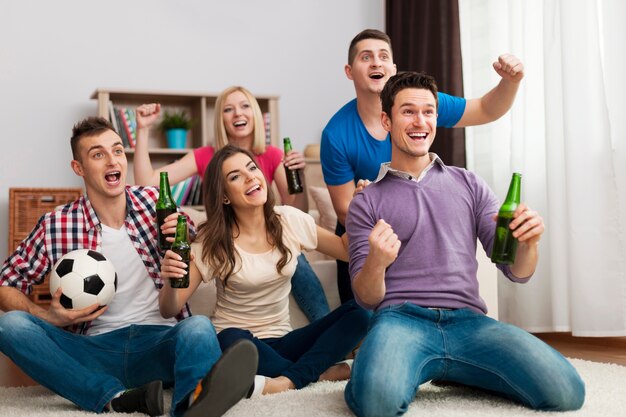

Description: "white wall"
0 0 384 258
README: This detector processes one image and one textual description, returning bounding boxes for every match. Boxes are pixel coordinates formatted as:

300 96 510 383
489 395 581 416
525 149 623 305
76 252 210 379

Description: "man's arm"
508 203 544 279
0 286 46 316
455 54 524 128
0 219 106 326
0 286 105 327
327 181 356 226
351 219 400 307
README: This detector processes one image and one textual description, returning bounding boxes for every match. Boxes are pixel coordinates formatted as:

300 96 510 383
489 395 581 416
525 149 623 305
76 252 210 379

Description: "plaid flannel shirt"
0 185 194 334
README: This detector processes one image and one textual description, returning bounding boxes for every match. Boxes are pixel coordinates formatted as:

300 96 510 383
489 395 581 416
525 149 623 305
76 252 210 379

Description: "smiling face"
222 152 267 209
382 87 438 166
222 90 255 141
346 38 397 95
71 129 127 201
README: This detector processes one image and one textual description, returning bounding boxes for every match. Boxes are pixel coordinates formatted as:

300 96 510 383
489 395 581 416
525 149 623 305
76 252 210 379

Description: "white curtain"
459 0 626 336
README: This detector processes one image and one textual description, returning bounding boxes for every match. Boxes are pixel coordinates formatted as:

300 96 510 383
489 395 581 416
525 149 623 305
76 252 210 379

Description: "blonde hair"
214 86 266 155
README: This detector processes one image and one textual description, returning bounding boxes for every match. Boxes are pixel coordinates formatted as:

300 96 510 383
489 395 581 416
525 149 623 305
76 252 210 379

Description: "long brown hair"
196 145 291 285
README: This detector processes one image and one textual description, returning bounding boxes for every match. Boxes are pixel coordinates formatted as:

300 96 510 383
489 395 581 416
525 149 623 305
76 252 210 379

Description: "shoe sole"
184 339 258 417
145 380 164 416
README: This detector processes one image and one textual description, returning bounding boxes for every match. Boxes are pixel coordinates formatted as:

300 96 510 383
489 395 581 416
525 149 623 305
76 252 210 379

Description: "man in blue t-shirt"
320 29 525 303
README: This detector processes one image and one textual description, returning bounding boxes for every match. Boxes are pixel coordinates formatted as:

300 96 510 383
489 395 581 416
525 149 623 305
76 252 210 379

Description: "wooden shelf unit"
91 88 281 156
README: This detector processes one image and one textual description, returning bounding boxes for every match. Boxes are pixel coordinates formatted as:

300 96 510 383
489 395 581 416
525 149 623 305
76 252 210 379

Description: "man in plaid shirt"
0 117 257 417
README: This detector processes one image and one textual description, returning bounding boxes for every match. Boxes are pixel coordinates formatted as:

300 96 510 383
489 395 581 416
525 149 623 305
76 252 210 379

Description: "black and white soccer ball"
49 249 117 310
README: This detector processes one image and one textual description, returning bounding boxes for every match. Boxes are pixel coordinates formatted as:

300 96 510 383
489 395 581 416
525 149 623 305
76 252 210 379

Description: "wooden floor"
1 332 625 388
534 332 626 366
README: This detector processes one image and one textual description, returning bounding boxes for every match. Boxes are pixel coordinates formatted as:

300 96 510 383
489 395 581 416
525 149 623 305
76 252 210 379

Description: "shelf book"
109 104 137 148
171 175 202 206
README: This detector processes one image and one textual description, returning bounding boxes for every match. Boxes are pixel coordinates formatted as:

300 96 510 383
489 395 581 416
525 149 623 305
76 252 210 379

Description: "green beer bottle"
156 172 177 250
491 173 522 264
170 215 190 288
283 137 303 194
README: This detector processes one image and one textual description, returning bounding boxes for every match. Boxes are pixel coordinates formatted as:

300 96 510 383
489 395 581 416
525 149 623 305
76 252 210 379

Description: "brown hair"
380 72 439 119
348 29 393 64
196 144 291 285
214 86 266 155
70 117 115 161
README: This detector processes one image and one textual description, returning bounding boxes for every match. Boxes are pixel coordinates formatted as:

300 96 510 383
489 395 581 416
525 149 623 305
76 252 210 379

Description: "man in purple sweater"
343 72 585 417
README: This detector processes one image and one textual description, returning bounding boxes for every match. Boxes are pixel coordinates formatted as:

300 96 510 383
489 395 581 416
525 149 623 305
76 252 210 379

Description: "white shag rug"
0 359 623 417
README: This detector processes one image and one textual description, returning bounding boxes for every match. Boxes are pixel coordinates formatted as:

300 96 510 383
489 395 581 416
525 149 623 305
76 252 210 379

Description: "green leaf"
158 110 193 131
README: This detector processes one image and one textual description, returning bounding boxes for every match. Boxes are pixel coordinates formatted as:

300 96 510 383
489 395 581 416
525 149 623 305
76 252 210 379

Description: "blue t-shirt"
320 93 466 186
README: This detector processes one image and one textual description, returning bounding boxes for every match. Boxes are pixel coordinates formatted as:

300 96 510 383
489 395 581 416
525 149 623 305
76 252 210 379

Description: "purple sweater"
346 161 529 314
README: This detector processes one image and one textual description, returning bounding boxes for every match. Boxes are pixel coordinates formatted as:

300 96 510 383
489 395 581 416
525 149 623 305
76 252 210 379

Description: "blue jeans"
218 300 370 389
0 312 221 417
345 303 585 417
290 253 330 322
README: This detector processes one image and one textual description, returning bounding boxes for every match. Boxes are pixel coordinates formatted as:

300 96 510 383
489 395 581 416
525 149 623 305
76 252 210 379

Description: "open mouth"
408 132 428 141
369 72 384 80
245 184 262 195
105 171 121 184
233 120 247 127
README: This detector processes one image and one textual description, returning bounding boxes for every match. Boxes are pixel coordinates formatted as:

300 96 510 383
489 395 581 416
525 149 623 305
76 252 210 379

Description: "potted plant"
159 110 193 149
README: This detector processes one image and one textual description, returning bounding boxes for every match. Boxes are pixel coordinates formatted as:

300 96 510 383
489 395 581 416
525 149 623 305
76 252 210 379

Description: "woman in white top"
159 145 370 394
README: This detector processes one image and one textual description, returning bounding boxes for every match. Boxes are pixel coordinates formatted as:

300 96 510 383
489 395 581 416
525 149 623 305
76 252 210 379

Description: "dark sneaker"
184 339 258 417
110 380 164 416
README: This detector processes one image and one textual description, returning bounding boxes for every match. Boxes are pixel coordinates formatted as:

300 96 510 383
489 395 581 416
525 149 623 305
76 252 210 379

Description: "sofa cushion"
308 186 337 232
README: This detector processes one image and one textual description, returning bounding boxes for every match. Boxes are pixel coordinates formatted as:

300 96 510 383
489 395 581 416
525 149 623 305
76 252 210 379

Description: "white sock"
249 375 266 398
338 359 353 370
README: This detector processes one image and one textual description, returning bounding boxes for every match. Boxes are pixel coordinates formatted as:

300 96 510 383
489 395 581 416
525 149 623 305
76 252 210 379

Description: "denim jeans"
0 312 221 417
218 300 370 389
290 253 330 322
345 303 585 417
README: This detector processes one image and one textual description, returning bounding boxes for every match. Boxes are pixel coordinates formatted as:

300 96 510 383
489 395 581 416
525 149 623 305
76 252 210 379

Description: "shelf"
90 88 279 102
92 88 281 150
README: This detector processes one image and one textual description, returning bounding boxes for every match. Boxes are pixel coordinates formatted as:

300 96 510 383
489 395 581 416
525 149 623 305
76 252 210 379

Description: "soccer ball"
49 249 117 310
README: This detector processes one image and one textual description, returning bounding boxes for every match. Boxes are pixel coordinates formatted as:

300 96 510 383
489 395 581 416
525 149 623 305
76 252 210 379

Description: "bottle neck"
158 174 175 206
505 174 521 203
174 218 188 243
500 173 521 213
283 138 292 153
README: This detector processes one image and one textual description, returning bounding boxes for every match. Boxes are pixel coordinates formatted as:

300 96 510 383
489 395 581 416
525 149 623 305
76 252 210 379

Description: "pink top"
193 145 283 185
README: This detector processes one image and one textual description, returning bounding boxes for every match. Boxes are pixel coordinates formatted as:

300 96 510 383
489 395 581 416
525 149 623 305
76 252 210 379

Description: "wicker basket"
8 188 83 305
